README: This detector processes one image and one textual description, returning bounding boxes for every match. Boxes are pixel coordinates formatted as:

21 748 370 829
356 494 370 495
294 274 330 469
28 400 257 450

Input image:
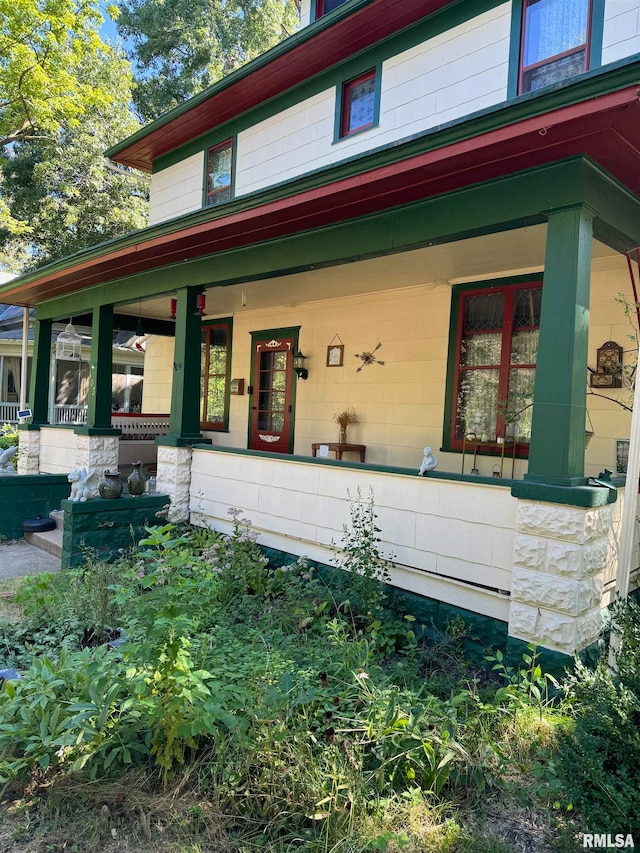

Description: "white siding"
148 152 204 226
39 427 77 474
191 447 514 621
300 0 312 27
235 4 511 196
602 0 640 65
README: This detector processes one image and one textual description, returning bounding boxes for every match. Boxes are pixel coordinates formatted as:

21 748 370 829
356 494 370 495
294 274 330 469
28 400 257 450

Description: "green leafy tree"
116 0 300 121
0 51 149 270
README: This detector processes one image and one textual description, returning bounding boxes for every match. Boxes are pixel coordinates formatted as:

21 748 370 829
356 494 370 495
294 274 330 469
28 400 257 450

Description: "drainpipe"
19 308 29 420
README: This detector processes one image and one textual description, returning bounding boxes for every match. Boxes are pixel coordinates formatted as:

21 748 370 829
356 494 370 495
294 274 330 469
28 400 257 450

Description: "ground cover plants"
0 493 636 851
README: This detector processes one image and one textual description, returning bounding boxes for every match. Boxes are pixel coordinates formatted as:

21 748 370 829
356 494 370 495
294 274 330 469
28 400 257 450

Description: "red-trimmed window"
205 140 233 207
340 70 376 138
201 322 231 430
520 0 591 93
452 283 542 450
315 0 349 18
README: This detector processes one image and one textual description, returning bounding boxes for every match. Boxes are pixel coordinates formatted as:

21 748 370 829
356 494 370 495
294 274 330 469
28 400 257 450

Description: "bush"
0 423 18 450
556 597 640 832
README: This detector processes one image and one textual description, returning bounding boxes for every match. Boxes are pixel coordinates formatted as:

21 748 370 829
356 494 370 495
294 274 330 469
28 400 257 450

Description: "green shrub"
0 423 18 450
556 597 640 831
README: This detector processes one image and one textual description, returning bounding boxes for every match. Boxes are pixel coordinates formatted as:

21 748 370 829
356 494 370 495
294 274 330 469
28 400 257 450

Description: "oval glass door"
250 337 294 453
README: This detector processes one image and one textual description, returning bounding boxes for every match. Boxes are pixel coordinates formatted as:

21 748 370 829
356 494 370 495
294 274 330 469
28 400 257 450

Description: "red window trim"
205 139 233 207
201 321 231 431
518 0 592 95
340 69 376 138
450 281 542 454
315 0 348 18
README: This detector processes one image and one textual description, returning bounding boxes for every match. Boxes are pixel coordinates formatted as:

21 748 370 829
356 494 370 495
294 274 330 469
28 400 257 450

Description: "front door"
249 335 295 453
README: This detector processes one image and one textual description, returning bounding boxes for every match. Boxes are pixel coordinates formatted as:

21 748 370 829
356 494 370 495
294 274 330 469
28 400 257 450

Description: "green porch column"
526 205 594 486
30 317 52 425
87 304 114 429
167 287 203 441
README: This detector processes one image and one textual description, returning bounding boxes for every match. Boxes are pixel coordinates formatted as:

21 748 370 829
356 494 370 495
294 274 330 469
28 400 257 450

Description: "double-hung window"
519 0 591 93
201 321 232 430
205 140 233 207
451 283 542 449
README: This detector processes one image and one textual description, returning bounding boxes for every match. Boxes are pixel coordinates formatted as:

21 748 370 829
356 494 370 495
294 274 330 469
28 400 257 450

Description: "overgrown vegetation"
0 493 636 850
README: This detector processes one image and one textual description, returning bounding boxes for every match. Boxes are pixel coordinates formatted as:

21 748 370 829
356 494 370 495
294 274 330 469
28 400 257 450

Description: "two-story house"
3 0 640 663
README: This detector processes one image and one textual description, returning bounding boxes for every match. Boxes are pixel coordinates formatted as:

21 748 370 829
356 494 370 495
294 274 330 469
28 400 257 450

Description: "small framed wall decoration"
326 335 344 367
590 341 623 387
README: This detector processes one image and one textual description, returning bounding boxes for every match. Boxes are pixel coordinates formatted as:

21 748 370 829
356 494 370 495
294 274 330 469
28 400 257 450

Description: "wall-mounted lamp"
293 350 308 380
169 297 177 321
194 293 206 317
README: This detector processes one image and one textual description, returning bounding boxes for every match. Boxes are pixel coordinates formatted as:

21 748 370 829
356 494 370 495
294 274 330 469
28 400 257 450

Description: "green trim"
17 157 640 324
527 205 593 485
157 435 212 447
512 479 617 506
201 137 237 210
508 0 605 99
332 63 382 145
30 318 52 425
248 326 300 452
74 426 121 436
201 317 233 432
87 304 114 429
18 424 41 431
168 288 207 441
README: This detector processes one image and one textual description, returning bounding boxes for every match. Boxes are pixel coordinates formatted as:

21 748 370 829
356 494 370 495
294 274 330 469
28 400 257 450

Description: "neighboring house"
2 0 640 662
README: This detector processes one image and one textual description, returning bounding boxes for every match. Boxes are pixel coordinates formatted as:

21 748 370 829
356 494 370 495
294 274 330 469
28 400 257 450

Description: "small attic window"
337 69 379 139
315 0 349 18
205 140 233 207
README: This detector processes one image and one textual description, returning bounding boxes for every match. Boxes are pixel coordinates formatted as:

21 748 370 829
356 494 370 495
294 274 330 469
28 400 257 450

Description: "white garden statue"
67 467 100 501
0 445 18 475
418 446 438 475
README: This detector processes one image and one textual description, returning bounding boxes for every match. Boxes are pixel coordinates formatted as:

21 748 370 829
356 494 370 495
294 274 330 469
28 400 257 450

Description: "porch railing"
0 402 20 423
111 413 170 439
54 405 88 424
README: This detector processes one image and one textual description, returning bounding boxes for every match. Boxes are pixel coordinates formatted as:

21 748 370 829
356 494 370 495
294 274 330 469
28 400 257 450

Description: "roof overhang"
4 85 640 308
106 0 461 172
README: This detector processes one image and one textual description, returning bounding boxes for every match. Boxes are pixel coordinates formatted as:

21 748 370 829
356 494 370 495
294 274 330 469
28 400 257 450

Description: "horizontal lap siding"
39 428 77 474
602 0 640 66
148 153 204 226
190 448 514 621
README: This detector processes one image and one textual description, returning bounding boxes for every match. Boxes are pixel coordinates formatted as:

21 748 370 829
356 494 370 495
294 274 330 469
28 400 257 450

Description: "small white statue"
0 445 18 475
418 446 438 475
68 467 100 501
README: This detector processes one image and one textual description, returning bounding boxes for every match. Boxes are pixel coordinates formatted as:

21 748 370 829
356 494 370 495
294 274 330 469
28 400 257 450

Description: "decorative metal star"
355 342 385 372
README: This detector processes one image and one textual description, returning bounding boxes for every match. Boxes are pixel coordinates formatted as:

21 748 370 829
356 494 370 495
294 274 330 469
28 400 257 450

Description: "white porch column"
156 445 193 521
76 434 119 472
18 429 41 474
509 499 611 654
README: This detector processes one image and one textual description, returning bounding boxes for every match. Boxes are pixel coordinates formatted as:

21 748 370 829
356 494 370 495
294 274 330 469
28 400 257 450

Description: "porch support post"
157 287 210 521
30 317 52 426
168 287 203 441
526 204 593 486
87 304 114 429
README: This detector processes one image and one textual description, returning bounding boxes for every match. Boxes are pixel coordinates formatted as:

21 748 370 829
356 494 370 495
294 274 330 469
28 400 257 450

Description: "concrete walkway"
0 540 60 579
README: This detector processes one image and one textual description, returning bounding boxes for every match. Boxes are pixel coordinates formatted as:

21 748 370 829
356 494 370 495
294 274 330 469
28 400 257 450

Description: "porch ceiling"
3 85 640 310
117 227 619 320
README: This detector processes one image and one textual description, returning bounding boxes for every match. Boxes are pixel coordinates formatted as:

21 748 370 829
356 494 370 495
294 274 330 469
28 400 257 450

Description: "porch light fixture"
169 298 177 321
293 350 308 380
195 293 206 317
55 321 82 360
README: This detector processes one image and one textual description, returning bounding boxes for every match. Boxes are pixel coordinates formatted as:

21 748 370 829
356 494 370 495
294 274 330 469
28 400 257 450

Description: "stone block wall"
0 475 69 540
509 500 612 654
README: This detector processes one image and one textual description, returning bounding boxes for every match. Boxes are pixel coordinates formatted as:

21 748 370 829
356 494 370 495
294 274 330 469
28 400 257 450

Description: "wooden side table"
312 442 366 462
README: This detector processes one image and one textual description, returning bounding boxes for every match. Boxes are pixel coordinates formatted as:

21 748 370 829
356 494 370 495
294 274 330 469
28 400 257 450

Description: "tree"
0 0 118 148
116 0 300 121
0 51 149 270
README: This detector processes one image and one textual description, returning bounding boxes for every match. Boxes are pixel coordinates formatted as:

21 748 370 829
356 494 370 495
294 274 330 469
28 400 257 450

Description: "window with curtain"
520 0 591 93
205 140 233 208
452 283 542 449
201 321 232 430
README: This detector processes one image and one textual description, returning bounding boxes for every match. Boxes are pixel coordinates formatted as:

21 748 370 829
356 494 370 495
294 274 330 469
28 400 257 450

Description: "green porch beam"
86 304 114 429
167 288 204 442
29 317 52 425
526 205 594 486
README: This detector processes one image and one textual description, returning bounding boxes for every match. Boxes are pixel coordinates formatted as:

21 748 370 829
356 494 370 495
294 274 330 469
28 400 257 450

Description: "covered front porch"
9 155 640 657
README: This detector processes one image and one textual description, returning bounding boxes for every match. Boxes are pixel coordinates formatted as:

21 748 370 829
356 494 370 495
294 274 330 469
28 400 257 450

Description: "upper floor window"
205 140 233 207
338 69 379 140
451 282 542 450
315 0 349 18
201 321 232 430
520 0 591 93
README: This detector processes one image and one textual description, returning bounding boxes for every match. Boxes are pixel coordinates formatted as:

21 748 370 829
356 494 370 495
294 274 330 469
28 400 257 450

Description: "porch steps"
24 510 64 560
